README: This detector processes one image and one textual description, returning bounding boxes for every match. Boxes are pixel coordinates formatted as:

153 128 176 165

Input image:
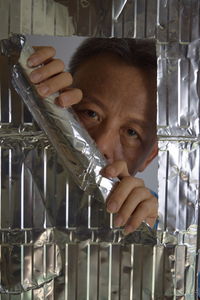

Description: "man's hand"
101 160 158 235
27 46 82 107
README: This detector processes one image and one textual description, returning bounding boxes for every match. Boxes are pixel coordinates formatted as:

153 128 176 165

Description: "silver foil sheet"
0 0 200 41
0 0 200 299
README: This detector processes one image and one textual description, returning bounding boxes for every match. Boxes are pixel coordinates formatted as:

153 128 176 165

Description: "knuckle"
120 211 129 222
118 159 126 166
137 178 144 186
121 176 134 185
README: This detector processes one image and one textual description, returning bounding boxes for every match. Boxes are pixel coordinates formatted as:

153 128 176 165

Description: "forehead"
73 53 156 119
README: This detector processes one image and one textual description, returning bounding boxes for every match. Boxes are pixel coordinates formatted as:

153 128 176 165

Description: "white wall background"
26 35 158 193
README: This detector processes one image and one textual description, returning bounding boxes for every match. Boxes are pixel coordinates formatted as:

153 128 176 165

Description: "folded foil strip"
10 34 118 203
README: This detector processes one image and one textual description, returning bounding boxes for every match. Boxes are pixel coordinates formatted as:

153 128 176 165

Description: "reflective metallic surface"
0 0 200 299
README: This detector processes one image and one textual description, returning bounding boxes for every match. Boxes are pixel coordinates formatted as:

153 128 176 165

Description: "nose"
90 124 120 163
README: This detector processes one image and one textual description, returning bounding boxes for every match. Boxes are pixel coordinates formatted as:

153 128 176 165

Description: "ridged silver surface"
0 0 200 299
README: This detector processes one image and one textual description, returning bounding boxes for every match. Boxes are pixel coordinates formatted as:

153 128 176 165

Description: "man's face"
73 53 157 175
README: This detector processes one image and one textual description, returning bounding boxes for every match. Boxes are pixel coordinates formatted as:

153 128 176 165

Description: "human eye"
75 107 101 126
83 109 99 120
126 128 138 138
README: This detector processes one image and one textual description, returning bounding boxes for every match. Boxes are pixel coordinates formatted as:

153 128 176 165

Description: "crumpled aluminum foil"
10 34 119 203
0 34 158 295
0 0 200 298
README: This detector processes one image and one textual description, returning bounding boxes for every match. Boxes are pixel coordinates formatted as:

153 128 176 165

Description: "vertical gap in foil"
176 150 181 230
130 244 134 299
88 245 98 300
158 147 169 231
151 245 156 298
177 58 181 127
118 245 122 300
180 149 188 230
8 0 11 37
74 244 78 300
144 0 147 38
163 246 167 297
0 146 1 229
21 241 24 295
44 244 47 285
110 213 113 229
133 0 137 38
9 148 12 228
0 246 1 295
65 179 69 229
121 7 125 37
164 150 169 230
140 246 144 298
21 98 25 125
21 161 24 229
44 148 47 229
108 244 112 300
169 56 179 128
0 64 1 123
180 59 190 128
86 244 90 300
8 87 11 123
31 0 34 35
111 0 115 37
189 57 193 134
157 53 168 127
88 195 91 229
65 244 69 299
53 0 56 36
97 244 100 300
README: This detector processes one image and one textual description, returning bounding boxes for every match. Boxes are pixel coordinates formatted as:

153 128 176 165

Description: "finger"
106 177 144 214
36 72 73 97
114 187 152 227
56 88 83 107
27 46 56 67
29 59 65 84
102 160 129 178
123 198 158 235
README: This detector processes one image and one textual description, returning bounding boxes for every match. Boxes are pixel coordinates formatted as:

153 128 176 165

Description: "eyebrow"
127 118 150 129
82 95 151 130
82 95 108 111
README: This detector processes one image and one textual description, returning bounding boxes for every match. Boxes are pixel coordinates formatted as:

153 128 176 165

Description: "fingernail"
123 225 133 235
27 57 39 67
107 202 117 213
114 216 123 227
59 95 69 106
37 85 49 96
30 72 42 83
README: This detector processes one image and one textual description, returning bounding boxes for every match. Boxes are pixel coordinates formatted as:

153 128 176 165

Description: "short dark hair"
68 38 156 75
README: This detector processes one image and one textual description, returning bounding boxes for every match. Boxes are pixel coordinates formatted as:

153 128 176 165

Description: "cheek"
123 147 147 175
113 142 126 162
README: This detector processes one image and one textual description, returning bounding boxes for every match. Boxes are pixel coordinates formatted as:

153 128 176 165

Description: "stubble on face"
72 53 157 174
